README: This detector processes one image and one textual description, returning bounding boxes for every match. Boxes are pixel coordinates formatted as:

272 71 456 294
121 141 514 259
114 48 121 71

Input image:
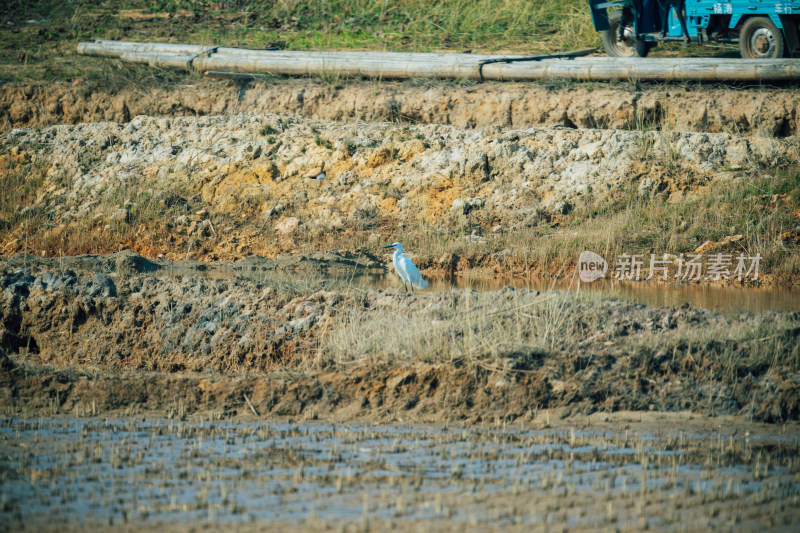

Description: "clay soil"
3 77 800 136
2 70 800 432
2 253 799 424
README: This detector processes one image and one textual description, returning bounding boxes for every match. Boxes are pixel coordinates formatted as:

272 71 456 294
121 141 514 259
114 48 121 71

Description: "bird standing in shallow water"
383 242 428 292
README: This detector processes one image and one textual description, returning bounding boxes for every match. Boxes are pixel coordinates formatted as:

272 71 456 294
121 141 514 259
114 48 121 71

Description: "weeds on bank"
0 152 46 231
415 163 798 279
317 63 343 86
630 312 800 383
0 146 202 256
279 158 800 281
8 147 794 279
324 289 585 366
628 103 681 169
323 286 800 383
277 165 799 282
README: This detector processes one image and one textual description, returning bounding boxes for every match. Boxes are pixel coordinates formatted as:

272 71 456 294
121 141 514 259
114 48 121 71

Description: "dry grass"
324 289 584 366
629 313 800 384
323 285 800 393
0 151 45 232
377 164 800 282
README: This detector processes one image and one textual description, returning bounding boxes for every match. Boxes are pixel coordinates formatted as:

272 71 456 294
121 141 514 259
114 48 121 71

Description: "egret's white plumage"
307 171 326 183
383 242 428 292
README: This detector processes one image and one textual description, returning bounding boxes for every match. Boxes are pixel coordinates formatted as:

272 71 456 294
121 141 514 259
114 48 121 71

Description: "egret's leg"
403 282 408 293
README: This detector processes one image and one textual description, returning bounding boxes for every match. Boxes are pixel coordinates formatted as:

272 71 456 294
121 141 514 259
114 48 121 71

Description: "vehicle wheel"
739 17 785 58
602 10 651 57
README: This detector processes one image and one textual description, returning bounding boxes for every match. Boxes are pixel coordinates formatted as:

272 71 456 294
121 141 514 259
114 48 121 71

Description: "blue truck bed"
589 0 800 57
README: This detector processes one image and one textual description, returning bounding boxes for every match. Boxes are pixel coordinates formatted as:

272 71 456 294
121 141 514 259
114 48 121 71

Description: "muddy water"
1 418 798 531
177 263 800 314
371 274 800 314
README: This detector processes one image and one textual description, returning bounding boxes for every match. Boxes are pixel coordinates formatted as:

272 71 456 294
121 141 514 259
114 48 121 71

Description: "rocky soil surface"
2 253 799 423
2 79 799 136
3 110 798 267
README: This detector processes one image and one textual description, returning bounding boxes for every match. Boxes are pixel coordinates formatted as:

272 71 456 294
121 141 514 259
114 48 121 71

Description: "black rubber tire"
739 17 785 58
601 10 651 58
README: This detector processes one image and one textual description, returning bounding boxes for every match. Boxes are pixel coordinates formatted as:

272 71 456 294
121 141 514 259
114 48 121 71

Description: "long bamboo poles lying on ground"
78 39 800 82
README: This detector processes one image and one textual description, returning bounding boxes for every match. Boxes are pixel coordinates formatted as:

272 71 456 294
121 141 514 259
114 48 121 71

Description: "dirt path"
2 78 798 136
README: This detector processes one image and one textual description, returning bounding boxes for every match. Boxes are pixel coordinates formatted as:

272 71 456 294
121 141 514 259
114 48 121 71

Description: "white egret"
305 165 326 184
306 171 326 184
383 242 428 292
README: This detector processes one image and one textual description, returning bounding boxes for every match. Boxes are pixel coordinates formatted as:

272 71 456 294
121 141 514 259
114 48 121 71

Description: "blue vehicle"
589 0 800 58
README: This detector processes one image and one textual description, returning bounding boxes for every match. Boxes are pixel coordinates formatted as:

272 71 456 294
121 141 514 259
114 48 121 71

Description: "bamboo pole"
77 39 800 82
80 41 527 64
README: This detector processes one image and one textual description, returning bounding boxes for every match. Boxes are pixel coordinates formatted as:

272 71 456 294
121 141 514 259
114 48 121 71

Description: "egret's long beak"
382 245 395 249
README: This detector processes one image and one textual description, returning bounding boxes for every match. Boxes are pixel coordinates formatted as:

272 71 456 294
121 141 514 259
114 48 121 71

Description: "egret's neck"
393 248 403 262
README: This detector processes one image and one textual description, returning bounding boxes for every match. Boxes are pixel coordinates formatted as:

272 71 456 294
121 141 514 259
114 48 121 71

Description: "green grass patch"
2 0 599 86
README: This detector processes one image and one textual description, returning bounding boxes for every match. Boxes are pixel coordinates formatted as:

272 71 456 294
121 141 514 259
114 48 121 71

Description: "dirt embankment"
2 79 798 136
3 112 798 275
2 254 799 423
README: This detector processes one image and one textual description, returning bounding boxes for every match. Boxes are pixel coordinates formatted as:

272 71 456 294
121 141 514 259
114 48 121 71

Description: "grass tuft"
324 289 583 366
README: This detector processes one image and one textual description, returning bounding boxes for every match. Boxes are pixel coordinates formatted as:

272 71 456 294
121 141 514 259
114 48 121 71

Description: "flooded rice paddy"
2 417 799 531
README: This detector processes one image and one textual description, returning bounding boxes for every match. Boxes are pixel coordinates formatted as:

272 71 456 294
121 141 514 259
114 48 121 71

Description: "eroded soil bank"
3 78 799 136
3 111 799 284
2 254 799 423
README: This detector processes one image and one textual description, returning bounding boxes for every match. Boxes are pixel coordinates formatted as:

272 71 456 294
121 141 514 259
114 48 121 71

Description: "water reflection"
2 418 797 529
329 273 800 314
168 263 800 315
